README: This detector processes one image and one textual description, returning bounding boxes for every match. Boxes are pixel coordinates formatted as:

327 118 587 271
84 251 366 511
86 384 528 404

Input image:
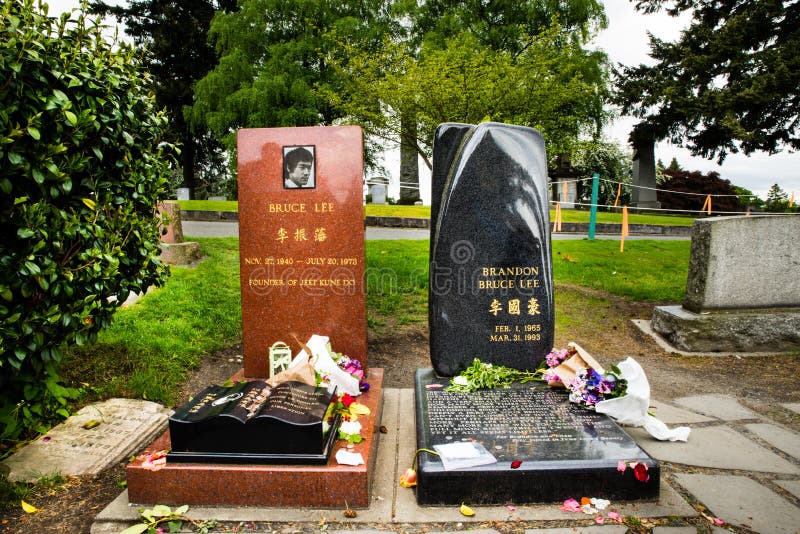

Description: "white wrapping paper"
594 357 691 442
290 334 361 396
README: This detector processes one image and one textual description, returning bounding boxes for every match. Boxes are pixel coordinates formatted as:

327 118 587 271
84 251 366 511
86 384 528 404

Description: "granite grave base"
414 369 659 505
126 369 383 508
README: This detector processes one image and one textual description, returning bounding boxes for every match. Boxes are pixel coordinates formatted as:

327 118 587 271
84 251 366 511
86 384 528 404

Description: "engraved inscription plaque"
414 369 659 504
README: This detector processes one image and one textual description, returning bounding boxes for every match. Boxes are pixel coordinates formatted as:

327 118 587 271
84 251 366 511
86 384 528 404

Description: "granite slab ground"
91 389 800 533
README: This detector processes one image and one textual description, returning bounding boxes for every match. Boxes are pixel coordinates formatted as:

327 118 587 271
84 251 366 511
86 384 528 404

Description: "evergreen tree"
765 183 791 212
615 0 800 164
90 0 236 199
191 0 397 162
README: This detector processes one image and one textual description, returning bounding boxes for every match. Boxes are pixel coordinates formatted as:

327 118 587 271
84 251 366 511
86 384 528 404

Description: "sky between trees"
46 0 800 201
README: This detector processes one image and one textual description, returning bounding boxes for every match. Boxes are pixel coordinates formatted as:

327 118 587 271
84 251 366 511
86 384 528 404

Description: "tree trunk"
399 113 420 204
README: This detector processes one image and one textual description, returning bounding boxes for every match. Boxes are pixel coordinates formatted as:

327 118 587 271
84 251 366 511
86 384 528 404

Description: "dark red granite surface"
237 126 367 377
127 369 383 508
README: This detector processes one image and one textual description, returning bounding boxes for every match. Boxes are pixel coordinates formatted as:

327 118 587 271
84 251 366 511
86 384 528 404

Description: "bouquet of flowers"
448 342 690 442
566 365 627 407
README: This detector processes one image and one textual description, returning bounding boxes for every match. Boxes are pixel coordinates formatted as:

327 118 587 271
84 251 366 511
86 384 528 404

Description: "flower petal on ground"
560 499 581 513
399 468 417 488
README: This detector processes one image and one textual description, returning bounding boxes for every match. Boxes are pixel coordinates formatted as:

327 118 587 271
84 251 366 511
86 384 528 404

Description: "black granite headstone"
167 380 339 464
429 122 554 376
414 369 659 504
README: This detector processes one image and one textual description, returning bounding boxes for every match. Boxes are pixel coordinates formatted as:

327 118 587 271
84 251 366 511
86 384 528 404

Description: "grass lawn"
179 199 238 212
58 237 688 407
179 200 696 226
61 238 241 406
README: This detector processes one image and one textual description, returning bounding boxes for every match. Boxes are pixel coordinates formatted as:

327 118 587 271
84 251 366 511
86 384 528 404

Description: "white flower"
339 420 362 436
453 376 469 386
591 498 610 510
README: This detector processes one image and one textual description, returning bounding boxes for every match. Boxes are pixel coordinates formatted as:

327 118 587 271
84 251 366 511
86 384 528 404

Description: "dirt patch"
4 288 799 532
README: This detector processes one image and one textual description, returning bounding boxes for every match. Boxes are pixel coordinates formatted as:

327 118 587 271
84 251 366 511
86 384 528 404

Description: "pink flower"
595 516 605 524
617 461 626 473
560 498 581 513
607 511 622 523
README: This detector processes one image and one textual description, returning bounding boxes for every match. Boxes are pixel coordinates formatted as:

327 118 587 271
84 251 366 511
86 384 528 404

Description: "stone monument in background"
417 122 658 505
157 201 201 265
653 215 800 352
631 124 661 210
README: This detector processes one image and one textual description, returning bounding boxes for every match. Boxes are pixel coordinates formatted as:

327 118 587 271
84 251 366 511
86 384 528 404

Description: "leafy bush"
0 0 173 442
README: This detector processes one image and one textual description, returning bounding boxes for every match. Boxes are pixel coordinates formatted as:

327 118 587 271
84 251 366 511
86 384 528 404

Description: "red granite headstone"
238 126 366 377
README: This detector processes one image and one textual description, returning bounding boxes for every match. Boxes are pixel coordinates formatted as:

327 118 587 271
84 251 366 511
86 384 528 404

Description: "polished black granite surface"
414 369 659 504
167 381 338 464
429 122 554 376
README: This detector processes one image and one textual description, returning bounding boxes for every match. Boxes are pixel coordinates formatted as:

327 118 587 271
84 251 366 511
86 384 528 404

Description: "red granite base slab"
127 369 383 508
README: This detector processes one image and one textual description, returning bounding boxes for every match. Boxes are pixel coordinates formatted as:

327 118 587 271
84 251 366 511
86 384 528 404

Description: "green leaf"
17 228 35 239
64 110 78 126
27 126 41 140
119 524 149 534
150 504 172 517
173 505 189 515
82 198 96 210
32 167 45 184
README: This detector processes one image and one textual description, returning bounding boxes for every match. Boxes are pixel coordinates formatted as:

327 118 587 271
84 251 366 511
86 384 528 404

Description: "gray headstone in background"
370 183 387 204
1 399 171 482
652 215 800 352
683 215 800 312
177 188 190 200
428 122 554 376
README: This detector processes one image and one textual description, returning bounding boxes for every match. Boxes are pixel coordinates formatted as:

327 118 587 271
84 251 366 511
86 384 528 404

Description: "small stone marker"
157 201 201 265
429 122 554 376
238 126 367 377
2 399 171 482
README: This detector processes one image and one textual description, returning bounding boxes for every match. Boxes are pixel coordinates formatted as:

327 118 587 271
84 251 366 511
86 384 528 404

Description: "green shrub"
0 0 173 442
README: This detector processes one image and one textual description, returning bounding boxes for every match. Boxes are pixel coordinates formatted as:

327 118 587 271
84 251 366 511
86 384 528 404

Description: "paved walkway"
92 391 800 533
182 221 689 241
